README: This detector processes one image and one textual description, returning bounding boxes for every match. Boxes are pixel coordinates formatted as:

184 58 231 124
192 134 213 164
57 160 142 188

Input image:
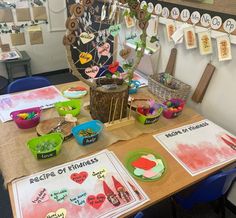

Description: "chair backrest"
7 76 51 93
187 167 236 207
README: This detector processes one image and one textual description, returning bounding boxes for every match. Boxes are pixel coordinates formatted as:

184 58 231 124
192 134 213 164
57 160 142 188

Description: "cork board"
160 0 236 16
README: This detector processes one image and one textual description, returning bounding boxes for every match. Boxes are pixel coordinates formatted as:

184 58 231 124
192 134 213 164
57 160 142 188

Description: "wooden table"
3 81 235 218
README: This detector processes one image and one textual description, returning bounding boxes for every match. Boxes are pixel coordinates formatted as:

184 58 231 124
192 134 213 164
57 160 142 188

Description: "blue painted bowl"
72 120 104 146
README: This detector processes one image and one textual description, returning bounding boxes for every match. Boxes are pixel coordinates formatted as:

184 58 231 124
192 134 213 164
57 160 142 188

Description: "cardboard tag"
97 43 110 56
109 24 121 37
63 34 76 45
217 35 232 61
79 32 95 44
70 172 88 184
46 208 66 218
73 4 84 17
70 192 87 206
184 26 197 49
87 194 106 209
198 31 213 55
79 52 92 64
50 189 68 203
66 18 78 31
85 66 99 78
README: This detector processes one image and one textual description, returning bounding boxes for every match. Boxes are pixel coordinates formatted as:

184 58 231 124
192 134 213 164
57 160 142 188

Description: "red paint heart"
70 172 88 184
131 157 156 170
87 194 106 209
108 61 119 73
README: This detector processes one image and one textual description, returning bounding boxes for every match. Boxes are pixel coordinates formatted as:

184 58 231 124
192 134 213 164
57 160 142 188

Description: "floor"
0 71 236 218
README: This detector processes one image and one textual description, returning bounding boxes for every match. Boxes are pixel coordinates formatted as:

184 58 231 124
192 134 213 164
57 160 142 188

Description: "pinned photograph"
198 31 213 55
124 15 135 28
184 27 197 49
217 35 232 62
166 21 176 42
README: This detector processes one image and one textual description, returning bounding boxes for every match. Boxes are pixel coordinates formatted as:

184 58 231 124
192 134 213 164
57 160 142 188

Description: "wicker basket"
148 73 191 101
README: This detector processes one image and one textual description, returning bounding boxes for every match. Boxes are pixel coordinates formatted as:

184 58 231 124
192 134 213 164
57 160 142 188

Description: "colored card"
154 119 236 176
16 8 31 22
29 30 44 45
11 33 26 46
198 31 213 55
124 15 135 28
184 26 197 49
166 21 176 42
32 6 48 20
216 35 232 62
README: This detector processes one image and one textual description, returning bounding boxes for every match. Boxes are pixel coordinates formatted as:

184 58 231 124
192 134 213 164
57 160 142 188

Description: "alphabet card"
12 150 149 218
216 35 232 62
154 119 236 176
198 31 213 55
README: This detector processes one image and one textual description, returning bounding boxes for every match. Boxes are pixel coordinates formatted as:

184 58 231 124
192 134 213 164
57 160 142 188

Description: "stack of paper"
12 149 149 218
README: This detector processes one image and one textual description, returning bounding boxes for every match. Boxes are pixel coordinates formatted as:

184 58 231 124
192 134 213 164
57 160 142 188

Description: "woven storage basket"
148 73 191 101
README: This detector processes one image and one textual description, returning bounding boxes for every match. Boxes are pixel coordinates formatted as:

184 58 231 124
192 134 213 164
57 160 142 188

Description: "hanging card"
184 27 197 49
11 33 26 46
16 8 31 22
124 15 135 28
217 35 232 62
198 31 213 55
29 28 44 45
32 6 48 20
0 8 14 23
166 21 176 42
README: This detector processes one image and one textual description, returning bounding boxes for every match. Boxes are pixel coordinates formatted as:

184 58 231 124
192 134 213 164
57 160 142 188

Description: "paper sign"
171 7 180 20
184 27 197 49
211 16 222 30
79 52 92 64
29 30 44 45
11 33 26 46
147 17 159 37
0 8 14 23
217 35 232 62
198 31 213 55
33 6 47 20
16 8 31 22
154 3 162 15
162 7 169 18
79 32 95 44
46 208 67 218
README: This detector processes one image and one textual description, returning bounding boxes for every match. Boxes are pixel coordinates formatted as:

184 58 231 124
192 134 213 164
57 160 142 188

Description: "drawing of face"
107 194 120 206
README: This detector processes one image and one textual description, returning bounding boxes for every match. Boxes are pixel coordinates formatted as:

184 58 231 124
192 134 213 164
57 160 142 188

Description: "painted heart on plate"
70 192 87 206
91 168 107 180
31 188 49 204
109 24 121 37
79 52 92 64
45 208 66 218
70 172 88 184
97 43 110 56
87 194 106 209
108 62 119 73
131 157 156 170
85 66 99 78
80 32 95 44
50 189 68 203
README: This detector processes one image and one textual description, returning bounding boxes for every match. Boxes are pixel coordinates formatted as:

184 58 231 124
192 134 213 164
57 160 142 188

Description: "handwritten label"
109 24 121 37
46 208 66 218
50 189 68 203
79 52 92 64
171 7 180 20
37 150 56 160
92 168 107 180
79 32 95 44
144 115 160 125
31 188 49 204
97 43 110 56
223 18 236 33
180 9 190 22
70 172 88 184
85 66 99 78
191 11 201 24
201 13 211 27
70 192 87 206
211 16 222 30
87 194 106 209
83 135 98 145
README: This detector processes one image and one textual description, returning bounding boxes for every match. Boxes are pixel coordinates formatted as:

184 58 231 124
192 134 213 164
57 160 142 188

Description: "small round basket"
10 107 41 129
162 98 185 119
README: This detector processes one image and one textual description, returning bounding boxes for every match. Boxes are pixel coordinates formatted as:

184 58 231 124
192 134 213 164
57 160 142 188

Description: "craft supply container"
162 98 185 119
10 107 41 129
55 99 82 117
148 73 191 101
128 80 141 94
27 133 64 160
137 107 163 125
72 120 104 146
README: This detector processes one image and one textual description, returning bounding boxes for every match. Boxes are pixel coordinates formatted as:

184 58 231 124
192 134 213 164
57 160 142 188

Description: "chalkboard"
66 0 114 79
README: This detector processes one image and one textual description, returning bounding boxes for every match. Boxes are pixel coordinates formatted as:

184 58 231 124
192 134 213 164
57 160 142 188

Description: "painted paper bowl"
55 99 82 117
10 107 41 129
129 80 141 94
27 133 64 160
72 120 103 146
162 98 185 119
137 107 163 125
62 86 87 99
125 148 166 182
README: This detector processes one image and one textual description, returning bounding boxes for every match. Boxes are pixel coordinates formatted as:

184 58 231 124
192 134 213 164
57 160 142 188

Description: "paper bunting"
124 16 135 28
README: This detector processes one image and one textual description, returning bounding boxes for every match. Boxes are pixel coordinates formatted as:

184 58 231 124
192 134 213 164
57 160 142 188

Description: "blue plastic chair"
172 167 236 218
134 211 144 218
7 76 51 93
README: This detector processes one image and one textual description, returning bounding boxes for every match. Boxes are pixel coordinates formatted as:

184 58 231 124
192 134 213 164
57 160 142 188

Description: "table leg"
5 64 13 82
24 62 32 77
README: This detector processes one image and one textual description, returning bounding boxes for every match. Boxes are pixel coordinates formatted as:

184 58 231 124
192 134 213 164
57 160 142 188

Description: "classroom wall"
0 2 68 79
156 24 236 135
